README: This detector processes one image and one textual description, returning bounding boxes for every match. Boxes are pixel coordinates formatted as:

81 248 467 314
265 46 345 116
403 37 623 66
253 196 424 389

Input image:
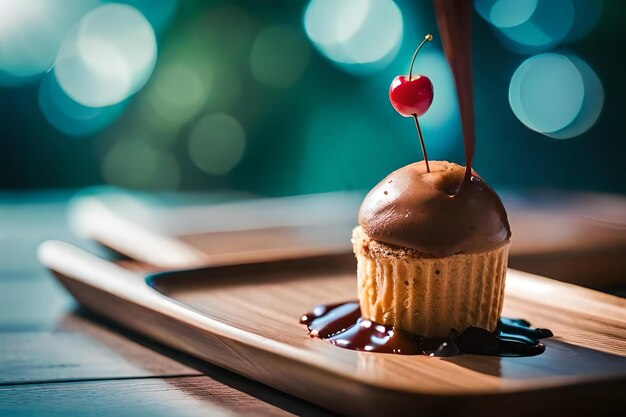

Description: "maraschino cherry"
389 34 434 172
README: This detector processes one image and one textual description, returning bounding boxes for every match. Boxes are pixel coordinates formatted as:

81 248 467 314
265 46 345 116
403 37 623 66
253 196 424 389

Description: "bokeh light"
54 3 157 107
140 15 217 129
250 25 311 88
475 0 574 53
144 60 212 126
1 0 619 197
543 56 604 139
38 71 127 137
304 0 403 74
0 0 99 86
509 53 604 138
188 113 246 175
487 0 538 29
510 54 583 133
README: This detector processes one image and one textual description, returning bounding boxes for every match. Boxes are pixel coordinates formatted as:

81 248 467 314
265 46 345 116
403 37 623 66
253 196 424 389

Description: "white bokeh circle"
54 3 157 107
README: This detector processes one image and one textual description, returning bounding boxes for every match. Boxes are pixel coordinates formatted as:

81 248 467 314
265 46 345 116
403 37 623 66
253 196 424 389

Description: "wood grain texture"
0 193 335 417
0 314 200 385
0 376 314 417
39 240 626 417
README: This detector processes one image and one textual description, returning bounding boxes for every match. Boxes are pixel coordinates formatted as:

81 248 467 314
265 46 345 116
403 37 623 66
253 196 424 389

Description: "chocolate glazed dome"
358 160 511 258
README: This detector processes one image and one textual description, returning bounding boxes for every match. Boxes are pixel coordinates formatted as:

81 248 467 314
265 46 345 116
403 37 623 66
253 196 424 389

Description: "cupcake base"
352 226 509 338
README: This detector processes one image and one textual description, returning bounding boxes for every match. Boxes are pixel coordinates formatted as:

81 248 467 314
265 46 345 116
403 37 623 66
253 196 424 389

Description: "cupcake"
352 160 511 338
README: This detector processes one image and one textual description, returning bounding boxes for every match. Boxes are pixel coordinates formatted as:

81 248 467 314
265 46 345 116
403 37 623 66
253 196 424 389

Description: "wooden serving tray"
39 241 626 416
68 190 626 287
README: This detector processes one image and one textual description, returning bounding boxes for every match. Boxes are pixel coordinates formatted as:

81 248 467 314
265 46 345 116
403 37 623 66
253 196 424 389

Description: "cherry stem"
408 34 433 81
413 114 430 172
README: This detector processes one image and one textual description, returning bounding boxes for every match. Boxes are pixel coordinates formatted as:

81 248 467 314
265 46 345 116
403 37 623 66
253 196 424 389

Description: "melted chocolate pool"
300 302 552 357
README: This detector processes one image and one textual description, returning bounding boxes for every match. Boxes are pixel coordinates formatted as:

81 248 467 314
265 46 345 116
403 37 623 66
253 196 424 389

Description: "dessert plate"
39 241 626 416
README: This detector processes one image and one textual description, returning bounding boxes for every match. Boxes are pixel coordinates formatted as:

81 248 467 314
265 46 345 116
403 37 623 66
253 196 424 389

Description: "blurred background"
0 0 623 195
0 3 625 405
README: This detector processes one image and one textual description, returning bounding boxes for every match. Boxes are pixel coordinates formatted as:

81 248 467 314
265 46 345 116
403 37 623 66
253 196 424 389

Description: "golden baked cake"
353 160 511 338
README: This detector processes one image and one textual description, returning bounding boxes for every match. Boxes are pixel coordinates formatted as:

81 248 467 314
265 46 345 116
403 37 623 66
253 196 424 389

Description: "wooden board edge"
38 241 626 402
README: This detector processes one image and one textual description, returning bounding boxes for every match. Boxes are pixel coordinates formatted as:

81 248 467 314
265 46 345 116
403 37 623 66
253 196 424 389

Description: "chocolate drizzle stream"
300 302 553 357
433 0 475 181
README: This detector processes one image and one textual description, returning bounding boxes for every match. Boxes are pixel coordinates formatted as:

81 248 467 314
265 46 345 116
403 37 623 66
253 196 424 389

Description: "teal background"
1 0 624 195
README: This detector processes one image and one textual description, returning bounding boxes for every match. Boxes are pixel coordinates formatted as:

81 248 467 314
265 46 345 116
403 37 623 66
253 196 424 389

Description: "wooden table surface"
0 192 333 417
1 190 624 416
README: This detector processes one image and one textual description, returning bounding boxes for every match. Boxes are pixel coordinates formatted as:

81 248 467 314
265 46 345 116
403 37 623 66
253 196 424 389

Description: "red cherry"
389 75 434 117
390 34 434 172
389 34 434 118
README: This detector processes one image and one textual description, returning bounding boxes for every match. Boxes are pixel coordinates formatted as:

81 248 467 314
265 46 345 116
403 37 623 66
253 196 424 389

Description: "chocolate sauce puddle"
300 302 552 357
